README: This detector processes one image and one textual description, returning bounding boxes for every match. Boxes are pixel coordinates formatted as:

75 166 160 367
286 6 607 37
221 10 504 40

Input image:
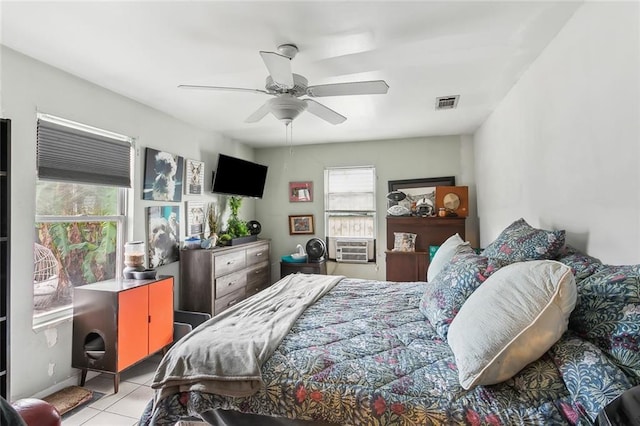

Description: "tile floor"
62 353 162 426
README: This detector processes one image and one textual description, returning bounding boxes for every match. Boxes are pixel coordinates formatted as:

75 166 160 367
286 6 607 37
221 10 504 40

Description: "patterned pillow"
569 264 640 382
392 232 417 252
419 245 506 339
482 218 565 262
555 244 602 283
549 333 633 422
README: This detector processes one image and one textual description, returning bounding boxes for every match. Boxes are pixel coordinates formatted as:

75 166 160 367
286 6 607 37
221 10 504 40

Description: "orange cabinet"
72 276 174 392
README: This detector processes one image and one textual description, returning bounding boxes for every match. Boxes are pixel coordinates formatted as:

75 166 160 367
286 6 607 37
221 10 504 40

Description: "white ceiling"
1 1 581 148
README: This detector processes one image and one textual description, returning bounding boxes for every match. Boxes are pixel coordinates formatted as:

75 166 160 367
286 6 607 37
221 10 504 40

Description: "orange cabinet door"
148 278 174 354
117 286 149 371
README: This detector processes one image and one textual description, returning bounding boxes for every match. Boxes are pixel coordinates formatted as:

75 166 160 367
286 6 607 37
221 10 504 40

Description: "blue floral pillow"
482 218 565 262
569 264 640 383
420 245 506 339
555 244 602 284
549 332 633 422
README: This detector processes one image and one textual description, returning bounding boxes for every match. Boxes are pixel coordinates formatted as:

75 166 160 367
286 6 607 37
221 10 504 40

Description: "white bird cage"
33 243 60 309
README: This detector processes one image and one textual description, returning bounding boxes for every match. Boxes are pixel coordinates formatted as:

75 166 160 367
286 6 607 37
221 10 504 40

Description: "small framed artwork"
184 159 205 195
147 205 180 268
289 214 314 235
143 147 184 202
185 201 205 236
289 181 313 202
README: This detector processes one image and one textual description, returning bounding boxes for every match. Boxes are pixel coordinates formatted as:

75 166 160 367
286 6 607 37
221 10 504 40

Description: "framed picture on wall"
184 159 205 195
289 181 313 202
387 176 455 216
289 215 314 235
147 205 180 268
143 147 184 202
185 201 205 236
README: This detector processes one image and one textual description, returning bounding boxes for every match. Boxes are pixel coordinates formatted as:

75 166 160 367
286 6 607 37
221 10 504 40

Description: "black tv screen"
212 154 268 198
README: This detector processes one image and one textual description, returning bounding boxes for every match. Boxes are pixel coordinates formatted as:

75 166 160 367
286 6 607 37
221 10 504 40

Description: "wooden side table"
280 260 327 278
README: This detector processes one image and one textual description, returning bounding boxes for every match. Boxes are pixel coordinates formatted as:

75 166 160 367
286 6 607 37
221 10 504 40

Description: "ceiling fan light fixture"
267 97 308 123
277 43 298 59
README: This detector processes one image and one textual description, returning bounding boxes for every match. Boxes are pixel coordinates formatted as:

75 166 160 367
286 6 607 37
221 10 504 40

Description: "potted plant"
218 196 254 245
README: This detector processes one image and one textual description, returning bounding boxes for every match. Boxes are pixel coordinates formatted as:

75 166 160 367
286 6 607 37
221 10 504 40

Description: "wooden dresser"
386 216 465 282
180 239 271 316
72 276 174 393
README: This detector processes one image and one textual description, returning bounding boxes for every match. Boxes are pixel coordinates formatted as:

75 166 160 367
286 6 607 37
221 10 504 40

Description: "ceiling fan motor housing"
265 74 308 96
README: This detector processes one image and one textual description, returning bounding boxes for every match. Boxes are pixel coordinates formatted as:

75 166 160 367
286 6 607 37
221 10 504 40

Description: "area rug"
42 385 102 417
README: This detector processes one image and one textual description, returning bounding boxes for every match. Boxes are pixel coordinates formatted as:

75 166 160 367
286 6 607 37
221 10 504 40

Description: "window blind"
37 118 132 187
325 166 376 211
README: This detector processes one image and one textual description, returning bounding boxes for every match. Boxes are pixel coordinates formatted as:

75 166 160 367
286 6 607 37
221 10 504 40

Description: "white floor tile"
62 407 101 426
61 357 162 423
120 359 159 385
75 410 138 425
87 380 140 410
105 385 154 420
83 375 119 394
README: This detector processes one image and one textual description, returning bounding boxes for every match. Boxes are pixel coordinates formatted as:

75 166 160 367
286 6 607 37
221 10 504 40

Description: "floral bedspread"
141 278 628 425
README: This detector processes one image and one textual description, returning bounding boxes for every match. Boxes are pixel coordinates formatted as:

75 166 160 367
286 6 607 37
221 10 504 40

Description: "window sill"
32 306 73 331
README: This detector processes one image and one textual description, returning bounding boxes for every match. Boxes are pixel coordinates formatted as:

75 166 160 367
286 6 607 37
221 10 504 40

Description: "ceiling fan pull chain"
288 122 294 157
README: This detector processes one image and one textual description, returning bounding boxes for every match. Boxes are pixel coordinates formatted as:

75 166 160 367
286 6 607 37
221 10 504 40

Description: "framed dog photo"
186 201 205 236
142 147 184 202
147 205 180 268
289 214 314 235
184 159 204 195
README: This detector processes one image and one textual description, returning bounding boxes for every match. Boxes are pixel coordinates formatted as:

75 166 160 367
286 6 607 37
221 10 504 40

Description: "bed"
140 218 639 425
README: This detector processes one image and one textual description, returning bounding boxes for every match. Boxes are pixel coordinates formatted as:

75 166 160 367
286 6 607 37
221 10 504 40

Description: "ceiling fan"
178 43 389 125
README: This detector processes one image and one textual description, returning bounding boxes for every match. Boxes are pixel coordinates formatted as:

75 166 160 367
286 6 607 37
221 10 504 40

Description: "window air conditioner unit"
335 239 371 263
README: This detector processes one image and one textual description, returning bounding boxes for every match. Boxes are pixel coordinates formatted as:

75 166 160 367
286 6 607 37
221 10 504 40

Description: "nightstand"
280 260 327 278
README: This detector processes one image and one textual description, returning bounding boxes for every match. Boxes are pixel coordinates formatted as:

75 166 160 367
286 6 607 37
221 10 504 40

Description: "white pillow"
427 233 469 281
447 260 577 390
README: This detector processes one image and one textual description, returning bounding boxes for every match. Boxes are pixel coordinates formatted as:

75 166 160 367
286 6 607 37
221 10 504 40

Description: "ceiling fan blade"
259 51 294 89
304 99 346 125
306 80 389 97
245 102 272 123
178 84 268 94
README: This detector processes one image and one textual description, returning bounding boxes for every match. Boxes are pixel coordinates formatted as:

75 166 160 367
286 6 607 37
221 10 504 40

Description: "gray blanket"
151 273 344 404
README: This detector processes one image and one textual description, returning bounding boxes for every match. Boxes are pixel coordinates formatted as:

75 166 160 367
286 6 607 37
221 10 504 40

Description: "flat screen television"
211 154 268 199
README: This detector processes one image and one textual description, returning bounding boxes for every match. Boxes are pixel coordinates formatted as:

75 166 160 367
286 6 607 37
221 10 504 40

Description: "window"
324 166 376 262
33 114 132 326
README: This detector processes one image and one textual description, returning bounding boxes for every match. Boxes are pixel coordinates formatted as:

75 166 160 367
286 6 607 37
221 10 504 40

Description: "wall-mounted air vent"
435 95 460 110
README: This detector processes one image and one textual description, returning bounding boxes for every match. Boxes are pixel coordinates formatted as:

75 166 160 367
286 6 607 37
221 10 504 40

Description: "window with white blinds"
33 113 132 327
324 167 376 260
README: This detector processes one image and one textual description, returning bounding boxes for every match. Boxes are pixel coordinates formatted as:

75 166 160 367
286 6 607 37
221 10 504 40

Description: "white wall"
474 1 640 264
0 46 258 400
255 136 478 281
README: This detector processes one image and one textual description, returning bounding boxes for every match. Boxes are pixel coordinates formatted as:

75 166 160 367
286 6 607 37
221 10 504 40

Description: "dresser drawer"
215 270 247 299
214 287 246 315
246 261 270 292
246 283 268 298
214 250 246 277
246 243 269 266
